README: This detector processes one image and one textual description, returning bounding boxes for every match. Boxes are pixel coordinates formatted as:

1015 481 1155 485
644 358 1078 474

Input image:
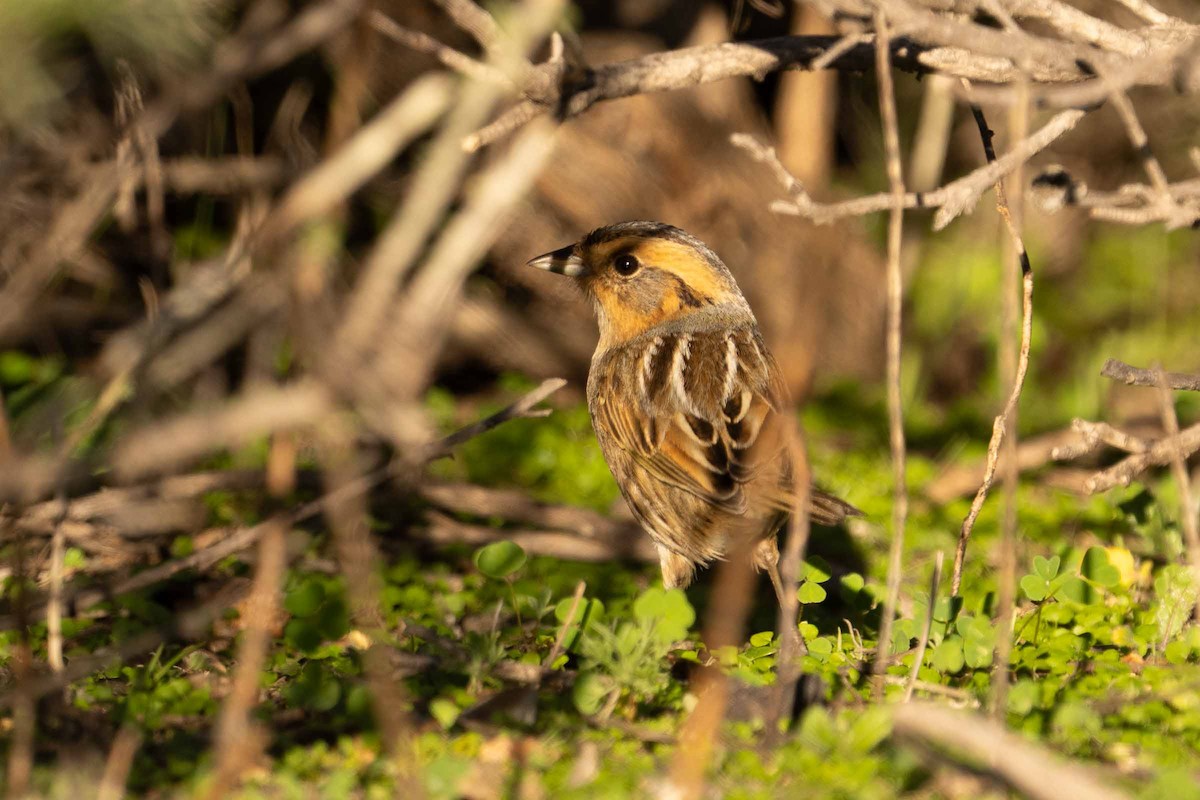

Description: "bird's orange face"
528 222 744 350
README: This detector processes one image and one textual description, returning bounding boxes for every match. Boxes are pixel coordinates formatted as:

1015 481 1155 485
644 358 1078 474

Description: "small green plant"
474 540 528 624
572 587 695 718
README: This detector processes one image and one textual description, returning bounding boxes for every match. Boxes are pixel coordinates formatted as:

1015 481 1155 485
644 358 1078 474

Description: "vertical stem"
5 525 33 800
871 10 910 698
992 83 1029 717
903 552 944 703
766 420 813 739
1156 368 1200 620
47 494 68 675
668 543 756 799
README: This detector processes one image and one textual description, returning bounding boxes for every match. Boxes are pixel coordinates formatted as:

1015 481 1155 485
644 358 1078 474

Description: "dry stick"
764 420 813 740
96 726 143 800
1050 418 1152 460
336 0 562 358
5 526 33 800
420 512 656 563
892 702 1133 800
730 109 1083 228
0 0 366 343
1030 168 1200 227
667 544 757 800
374 118 560 404
545 581 586 669
318 422 420 786
0 578 254 710
991 0 1150 56
46 492 68 675
1108 89 1198 229
950 106 1037 598
903 552 944 703
206 433 295 797
206 519 287 798
430 378 566 456
369 11 511 87
991 83 1029 718
1110 0 1176 25
1082 422 1200 494
871 9 910 700
6 380 567 626
1155 368 1200 621
431 0 505 55
261 72 456 241
112 381 333 482
1102 358 1200 392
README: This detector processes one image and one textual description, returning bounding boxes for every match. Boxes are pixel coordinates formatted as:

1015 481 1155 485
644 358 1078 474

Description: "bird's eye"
614 254 640 276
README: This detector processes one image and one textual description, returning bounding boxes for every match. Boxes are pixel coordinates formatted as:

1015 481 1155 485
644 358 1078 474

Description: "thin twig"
206 520 287 798
261 73 456 242
1051 419 1152 460
950 98 1036 599
1108 89 1198 229
335 0 562 358
431 0 505 56
46 492 69 675
1155 367 1200 621
545 581 586 669
369 11 511 86
429 378 566 456
4 380 567 625
96 726 143 800
871 8 910 700
764 420 813 740
1110 0 1175 26
904 552 944 703
892 703 1133 800
318 420 419 781
1102 359 1200 392
1080 422 1200 494
666 544 756 799
732 109 1083 228
991 80 1030 717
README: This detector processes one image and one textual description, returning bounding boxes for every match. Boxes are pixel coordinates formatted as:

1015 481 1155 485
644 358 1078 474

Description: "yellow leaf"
1105 546 1138 587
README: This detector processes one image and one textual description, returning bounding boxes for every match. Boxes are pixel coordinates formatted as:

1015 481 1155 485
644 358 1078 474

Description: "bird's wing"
594 326 784 516
593 325 861 525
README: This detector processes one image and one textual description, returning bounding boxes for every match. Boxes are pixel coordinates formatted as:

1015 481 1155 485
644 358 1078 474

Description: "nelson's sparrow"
528 221 859 603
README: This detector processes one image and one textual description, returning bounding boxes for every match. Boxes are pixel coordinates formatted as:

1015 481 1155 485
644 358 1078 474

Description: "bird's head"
527 221 752 349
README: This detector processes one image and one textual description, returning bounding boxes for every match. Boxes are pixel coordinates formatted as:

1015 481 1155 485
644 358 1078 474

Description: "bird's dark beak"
527 244 586 277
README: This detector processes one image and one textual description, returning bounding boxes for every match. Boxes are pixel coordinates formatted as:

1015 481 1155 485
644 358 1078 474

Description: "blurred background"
1 0 1199 794
2 0 1197 445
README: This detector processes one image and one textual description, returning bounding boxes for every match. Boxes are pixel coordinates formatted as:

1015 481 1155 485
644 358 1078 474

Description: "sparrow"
527 221 859 605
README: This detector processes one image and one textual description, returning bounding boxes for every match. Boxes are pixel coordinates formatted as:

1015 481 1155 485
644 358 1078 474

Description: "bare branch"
1156 367 1200 621
1081 423 1200 494
369 11 510 86
262 73 456 241
431 0 505 57
904 552 944 703
893 702 1133 800
732 109 1083 228
1102 358 1200 392
113 381 334 482
951 100 1036 599
872 8 910 699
